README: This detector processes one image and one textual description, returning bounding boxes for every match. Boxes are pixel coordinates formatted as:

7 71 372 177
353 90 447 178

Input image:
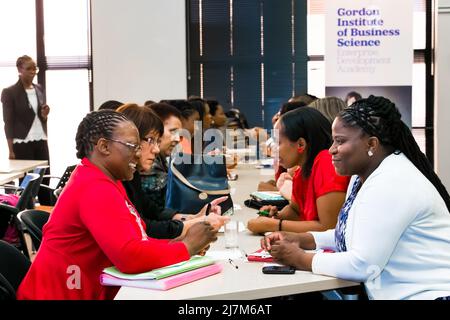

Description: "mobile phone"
205 203 212 216
262 265 296 274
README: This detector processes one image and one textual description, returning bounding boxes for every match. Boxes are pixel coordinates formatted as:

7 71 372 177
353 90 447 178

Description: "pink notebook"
100 263 223 291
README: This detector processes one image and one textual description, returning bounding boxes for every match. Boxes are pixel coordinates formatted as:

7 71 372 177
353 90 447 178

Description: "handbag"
165 154 234 215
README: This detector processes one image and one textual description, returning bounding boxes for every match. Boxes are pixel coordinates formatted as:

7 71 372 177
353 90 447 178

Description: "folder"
100 263 223 290
102 256 215 280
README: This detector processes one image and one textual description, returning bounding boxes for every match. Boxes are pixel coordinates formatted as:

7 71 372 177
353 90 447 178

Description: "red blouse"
291 150 350 221
17 158 189 300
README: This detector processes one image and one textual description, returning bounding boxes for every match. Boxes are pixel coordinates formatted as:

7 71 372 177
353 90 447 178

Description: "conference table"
0 159 49 186
0 159 49 174
0 171 25 185
115 162 358 300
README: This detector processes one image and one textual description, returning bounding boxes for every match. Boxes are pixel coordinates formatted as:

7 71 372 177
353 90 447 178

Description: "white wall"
91 0 187 108
435 0 450 189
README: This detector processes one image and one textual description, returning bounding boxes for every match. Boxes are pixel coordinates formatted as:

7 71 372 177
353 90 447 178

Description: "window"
0 0 92 178
187 0 308 128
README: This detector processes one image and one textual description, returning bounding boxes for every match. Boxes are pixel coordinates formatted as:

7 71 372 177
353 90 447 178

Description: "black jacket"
122 171 183 239
1 80 47 139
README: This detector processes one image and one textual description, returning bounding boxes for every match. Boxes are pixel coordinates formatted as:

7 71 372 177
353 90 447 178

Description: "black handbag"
165 154 234 215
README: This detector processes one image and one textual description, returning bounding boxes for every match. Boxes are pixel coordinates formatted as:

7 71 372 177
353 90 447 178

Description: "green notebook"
103 256 215 280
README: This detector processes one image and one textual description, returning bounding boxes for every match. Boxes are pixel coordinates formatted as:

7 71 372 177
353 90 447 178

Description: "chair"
0 240 31 300
39 165 76 205
18 209 49 251
0 173 42 259
0 166 48 209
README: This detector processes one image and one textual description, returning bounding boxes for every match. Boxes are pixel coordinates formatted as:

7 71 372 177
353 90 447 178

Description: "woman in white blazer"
262 95 450 300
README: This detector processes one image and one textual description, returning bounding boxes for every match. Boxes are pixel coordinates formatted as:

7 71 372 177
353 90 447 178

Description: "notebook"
250 191 285 201
102 256 215 280
100 263 223 290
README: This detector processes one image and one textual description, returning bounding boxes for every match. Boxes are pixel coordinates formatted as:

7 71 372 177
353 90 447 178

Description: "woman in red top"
17 110 217 300
247 107 350 234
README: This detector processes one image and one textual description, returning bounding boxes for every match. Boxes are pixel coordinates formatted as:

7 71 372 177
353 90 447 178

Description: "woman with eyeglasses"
1 55 51 204
17 109 219 300
117 104 229 239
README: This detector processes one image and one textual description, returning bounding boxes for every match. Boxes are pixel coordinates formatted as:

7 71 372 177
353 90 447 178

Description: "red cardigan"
17 158 189 300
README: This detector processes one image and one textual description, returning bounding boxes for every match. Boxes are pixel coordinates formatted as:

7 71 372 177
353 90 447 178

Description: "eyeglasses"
24 66 39 73
107 138 141 152
143 137 161 147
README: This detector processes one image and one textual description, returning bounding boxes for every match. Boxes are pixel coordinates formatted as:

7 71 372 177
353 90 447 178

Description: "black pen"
228 258 238 269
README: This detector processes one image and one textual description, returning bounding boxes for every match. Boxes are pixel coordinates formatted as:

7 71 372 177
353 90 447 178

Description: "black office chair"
0 240 31 300
1 166 48 209
40 165 76 205
0 173 42 259
18 209 49 251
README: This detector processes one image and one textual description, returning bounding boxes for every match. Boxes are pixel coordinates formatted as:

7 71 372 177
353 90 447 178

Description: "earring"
297 146 304 154
368 150 374 157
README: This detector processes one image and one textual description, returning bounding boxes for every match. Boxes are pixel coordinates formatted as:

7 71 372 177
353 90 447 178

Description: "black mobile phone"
205 203 212 216
262 265 296 274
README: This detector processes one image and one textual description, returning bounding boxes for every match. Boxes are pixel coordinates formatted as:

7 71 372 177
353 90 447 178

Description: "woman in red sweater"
247 107 350 234
17 110 217 300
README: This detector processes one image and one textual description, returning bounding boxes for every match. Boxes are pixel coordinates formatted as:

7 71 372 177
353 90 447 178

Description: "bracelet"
278 219 283 231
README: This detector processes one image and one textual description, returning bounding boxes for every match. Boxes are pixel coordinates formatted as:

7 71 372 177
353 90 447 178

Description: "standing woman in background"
1 55 51 204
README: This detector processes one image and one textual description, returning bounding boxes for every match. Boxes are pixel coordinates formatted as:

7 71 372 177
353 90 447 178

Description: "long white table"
115 164 358 300
0 171 25 185
0 159 48 174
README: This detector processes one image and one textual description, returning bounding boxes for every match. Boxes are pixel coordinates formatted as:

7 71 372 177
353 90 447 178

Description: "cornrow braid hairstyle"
75 110 130 159
339 95 450 211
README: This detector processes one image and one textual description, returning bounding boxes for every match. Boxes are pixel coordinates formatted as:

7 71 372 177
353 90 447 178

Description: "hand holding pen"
257 205 279 218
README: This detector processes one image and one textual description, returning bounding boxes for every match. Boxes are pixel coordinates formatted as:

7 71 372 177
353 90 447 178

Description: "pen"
228 258 239 269
258 210 269 217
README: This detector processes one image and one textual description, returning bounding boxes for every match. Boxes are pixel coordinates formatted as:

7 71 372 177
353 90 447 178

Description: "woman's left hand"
247 216 278 234
197 196 229 216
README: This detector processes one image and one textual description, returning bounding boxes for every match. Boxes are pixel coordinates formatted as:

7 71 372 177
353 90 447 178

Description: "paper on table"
205 249 245 260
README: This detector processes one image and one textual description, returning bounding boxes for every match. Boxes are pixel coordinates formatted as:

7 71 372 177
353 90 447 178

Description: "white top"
13 88 47 143
310 153 450 300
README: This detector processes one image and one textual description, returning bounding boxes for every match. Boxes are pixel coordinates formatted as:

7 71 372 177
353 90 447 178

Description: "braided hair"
75 110 130 159
339 95 450 211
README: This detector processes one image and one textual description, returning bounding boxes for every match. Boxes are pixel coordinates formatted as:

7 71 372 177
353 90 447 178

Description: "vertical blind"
187 0 307 128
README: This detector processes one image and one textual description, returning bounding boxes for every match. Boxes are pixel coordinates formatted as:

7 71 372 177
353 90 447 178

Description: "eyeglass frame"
106 138 141 152
142 136 161 147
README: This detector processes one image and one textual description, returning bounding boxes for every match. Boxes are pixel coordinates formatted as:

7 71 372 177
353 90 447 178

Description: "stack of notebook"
100 256 222 291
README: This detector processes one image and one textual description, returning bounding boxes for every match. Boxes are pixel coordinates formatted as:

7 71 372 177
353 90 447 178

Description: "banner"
325 0 413 126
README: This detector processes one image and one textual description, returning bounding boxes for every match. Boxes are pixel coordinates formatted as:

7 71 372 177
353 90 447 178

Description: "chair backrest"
30 166 48 200
55 165 76 190
15 173 41 211
18 209 49 251
0 240 31 300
